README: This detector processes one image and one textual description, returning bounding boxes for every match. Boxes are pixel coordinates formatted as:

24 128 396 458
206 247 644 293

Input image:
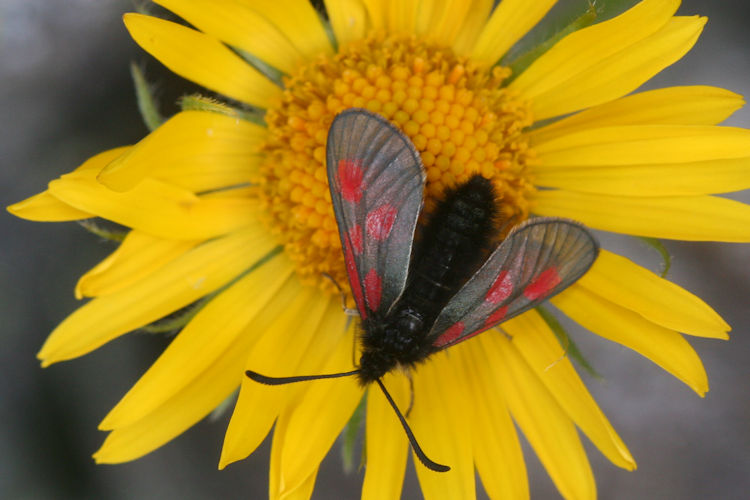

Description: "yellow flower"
8 0 749 498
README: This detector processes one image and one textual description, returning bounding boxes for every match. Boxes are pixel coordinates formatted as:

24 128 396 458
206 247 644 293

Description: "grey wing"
326 108 426 317
427 218 599 349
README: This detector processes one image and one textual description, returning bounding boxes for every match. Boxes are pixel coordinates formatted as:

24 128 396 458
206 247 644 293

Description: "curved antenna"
246 369 450 472
375 378 450 473
245 369 360 385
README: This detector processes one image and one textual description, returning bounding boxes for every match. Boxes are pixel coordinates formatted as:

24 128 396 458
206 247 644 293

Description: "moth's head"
356 348 392 386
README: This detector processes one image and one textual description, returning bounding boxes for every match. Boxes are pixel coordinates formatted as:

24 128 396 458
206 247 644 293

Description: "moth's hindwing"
427 218 599 348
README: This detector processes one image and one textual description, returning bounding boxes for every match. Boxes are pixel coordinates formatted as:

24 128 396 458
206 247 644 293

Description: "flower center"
258 33 535 294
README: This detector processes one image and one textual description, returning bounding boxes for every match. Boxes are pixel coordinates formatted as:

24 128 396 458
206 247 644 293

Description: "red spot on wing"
437 311 510 348
485 270 513 304
483 306 508 328
524 267 562 300
337 159 364 203
348 224 363 255
366 204 398 241
434 321 465 347
364 269 382 312
343 238 366 318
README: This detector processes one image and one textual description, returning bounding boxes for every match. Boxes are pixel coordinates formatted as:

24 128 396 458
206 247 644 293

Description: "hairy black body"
247 109 599 473
358 174 498 384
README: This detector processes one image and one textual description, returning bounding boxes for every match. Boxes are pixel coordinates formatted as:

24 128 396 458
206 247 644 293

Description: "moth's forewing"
326 108 425 317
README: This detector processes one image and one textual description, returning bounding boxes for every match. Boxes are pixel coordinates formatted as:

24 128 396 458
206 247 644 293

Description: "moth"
247 108 599 472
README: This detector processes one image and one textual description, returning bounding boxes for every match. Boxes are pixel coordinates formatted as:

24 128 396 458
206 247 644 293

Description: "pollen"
258 33 535 294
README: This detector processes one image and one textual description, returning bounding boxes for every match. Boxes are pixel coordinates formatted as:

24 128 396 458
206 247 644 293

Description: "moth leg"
322 272 359 316
405 371 415 417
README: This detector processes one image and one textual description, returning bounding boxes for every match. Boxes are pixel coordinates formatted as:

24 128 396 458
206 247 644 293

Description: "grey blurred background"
1 1 748 499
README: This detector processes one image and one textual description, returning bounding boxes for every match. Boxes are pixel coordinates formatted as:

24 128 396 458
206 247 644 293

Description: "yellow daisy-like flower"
9 0 750 498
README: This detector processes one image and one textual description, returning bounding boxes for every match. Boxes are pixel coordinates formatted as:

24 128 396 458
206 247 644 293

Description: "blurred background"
1 1 748 498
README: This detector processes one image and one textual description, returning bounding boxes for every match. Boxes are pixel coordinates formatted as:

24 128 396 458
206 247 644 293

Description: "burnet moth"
247 108 600 472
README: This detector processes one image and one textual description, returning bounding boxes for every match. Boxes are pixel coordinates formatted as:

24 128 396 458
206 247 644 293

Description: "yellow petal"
276 332 363 497
534 125 750 167
325 0 368 46
215 278 319 466
552 286 709 396
100 255 294 429
123 14 280 107
503 311 635 470
280 474 317 500
532 190 750 242
416 0 472 46
95 366 238 463
98 110 266 192
362 0 385 30
93 295 255 464
413 0 438 36
76 231 199 299
451 0 493 56
470 0 557 66
48 174 259 241
155 0 304 75
460 338 529 500
38 225 276 366
93 263 286 463
8 147 129 221
511 0 679 97
529 86 745 145
532 156 750 196
67 147 131 174
220 299 349 468
362 372 409 500
578 250 730 338
411 351 475 500
269 411 319 500
112 153 262 195
234 0 333 60
7 191 93 221
386 0 419 33
524 16 706 120
488 333 596 500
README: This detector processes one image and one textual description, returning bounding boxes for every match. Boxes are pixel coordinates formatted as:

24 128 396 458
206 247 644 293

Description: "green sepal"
341 392 367 473
537 305 602 380
133 1 154 16
130 62 165 132
636 236 672 278
179 94 265 126
235 48 286 88
316 5 338 52
210 389 239 422
77 219 127 242
594 0 643 21
139 296 210 334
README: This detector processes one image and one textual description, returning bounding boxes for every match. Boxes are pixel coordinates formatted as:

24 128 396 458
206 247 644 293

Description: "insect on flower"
247 108 600 472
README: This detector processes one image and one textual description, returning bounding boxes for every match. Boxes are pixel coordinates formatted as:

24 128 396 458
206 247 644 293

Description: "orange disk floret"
259 33 535 294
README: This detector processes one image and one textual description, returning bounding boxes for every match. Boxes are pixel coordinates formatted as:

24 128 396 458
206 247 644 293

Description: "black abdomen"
399 174 498 327
357 175 498 384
